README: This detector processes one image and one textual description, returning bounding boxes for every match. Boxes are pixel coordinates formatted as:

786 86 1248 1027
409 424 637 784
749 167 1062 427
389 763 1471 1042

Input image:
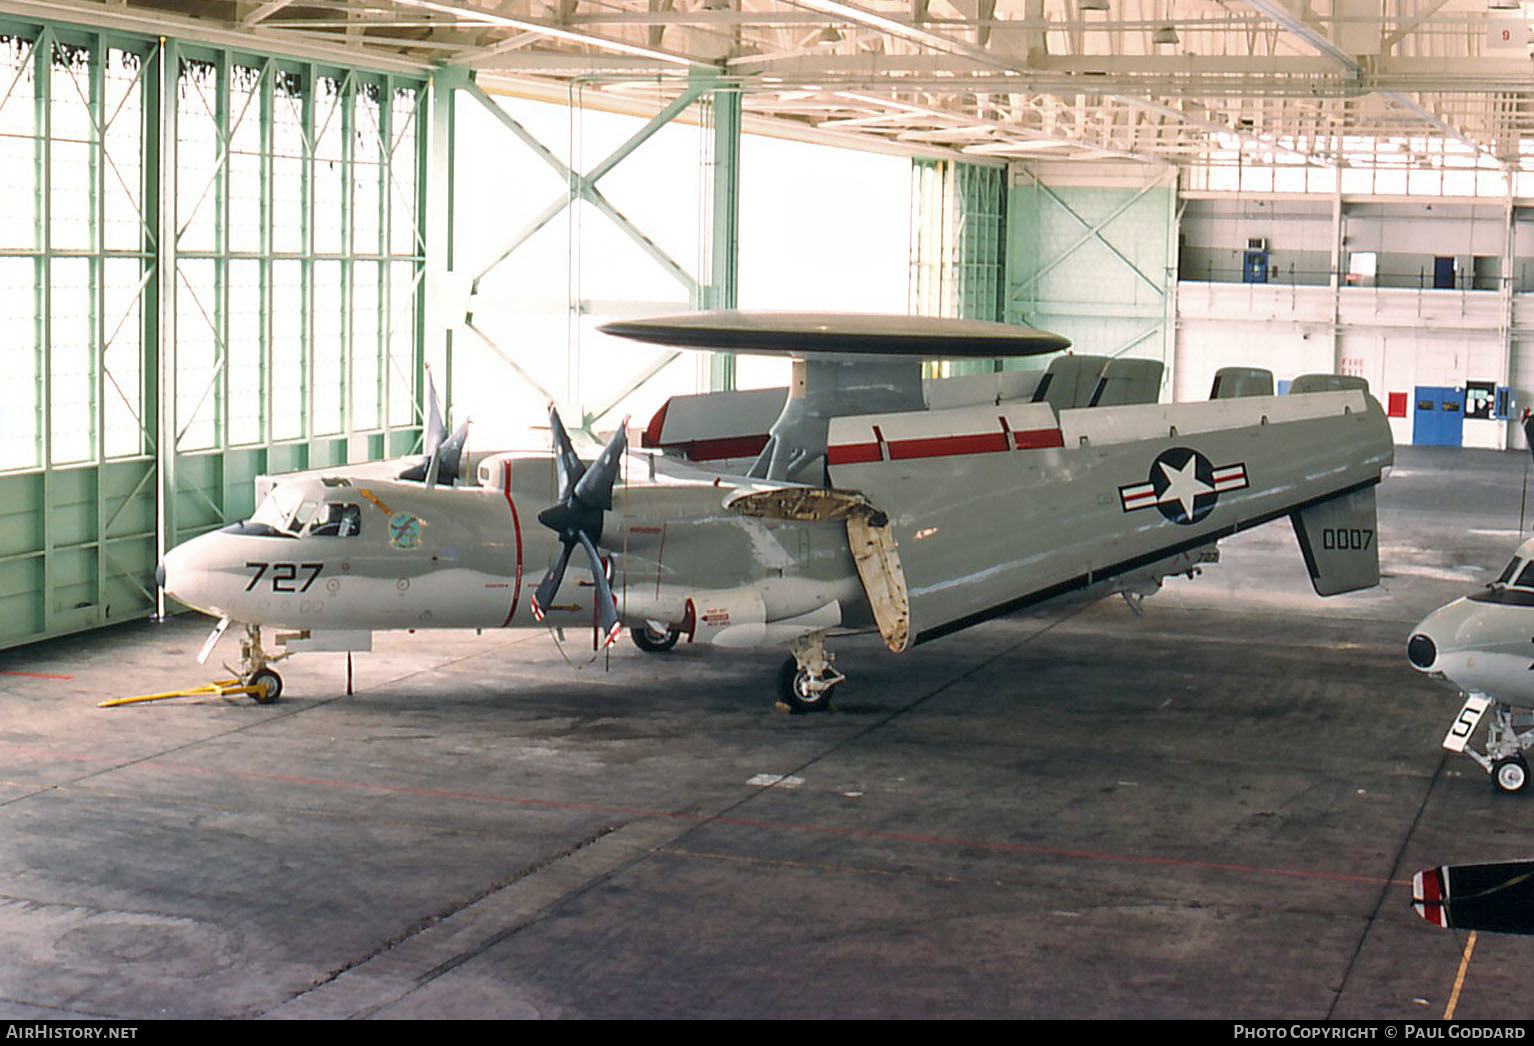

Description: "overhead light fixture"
1080 0 1109 10
1152 25 1179 45
818 26 843 43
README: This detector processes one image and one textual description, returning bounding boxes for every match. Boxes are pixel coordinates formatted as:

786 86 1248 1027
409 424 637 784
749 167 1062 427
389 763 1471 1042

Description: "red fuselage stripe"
826 443 883 465
829 427 1063 464
1013 428 1065 449
502 462 523 627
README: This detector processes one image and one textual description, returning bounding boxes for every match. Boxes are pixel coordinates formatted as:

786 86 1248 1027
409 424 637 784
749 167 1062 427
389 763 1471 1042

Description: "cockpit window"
306 503 362 538
244 487 321 537
1496 557 1521 586
1513 562 1534 590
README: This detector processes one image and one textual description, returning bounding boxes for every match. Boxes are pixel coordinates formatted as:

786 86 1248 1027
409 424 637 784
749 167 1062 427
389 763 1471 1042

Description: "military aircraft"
1408 546 1534 793
1403 417 1534 791
156 311 1394 712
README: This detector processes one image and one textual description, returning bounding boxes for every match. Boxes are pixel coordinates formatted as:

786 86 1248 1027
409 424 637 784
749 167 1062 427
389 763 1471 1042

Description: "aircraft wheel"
248 668 283 705
631 625 680 654
777 657 832 715
1493 756 1529 794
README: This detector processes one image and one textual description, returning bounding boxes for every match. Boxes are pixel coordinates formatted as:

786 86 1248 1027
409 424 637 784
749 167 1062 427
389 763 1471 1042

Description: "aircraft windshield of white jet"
147 310 1394 714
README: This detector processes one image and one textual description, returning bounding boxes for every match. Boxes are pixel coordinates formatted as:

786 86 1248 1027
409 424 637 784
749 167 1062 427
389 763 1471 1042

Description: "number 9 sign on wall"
1487 17 1525 49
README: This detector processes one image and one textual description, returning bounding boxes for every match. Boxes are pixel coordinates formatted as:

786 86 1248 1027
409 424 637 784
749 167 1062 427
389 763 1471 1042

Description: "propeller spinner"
530 408 629 648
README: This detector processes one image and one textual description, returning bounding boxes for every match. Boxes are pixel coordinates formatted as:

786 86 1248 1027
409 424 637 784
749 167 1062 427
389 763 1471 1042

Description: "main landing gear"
777 631 845 715
631 624 681 654
1444 693 1534 793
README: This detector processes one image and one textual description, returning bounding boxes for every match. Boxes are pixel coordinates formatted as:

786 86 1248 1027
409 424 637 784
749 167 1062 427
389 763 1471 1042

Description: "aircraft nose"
1407 632 1437 670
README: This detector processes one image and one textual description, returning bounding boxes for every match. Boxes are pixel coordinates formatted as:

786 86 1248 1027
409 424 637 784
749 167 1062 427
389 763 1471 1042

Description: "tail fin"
1290 485 1380 596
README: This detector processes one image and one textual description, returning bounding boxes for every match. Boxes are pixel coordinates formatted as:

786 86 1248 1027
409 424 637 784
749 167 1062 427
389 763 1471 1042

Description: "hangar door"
1413 387 1464 447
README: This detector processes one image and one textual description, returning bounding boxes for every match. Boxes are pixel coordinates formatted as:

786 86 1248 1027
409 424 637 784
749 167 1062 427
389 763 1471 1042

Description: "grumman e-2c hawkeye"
156 311 1395 712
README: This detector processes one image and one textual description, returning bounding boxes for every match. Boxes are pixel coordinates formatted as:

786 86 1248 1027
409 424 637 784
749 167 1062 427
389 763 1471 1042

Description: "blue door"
1413 386 1464 446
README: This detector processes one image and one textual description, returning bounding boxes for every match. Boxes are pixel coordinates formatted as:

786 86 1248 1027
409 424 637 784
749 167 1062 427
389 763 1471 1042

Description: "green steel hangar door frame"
910 158 1009 378
0 11 429 651
1007 164 1178 394
440 74 742 433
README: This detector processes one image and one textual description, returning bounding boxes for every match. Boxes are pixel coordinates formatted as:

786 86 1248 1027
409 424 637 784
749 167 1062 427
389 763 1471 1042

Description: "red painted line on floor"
0 671 73 680
0 741 1406 890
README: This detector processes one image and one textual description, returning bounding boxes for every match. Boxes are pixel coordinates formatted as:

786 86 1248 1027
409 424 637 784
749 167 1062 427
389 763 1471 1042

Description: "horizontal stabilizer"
1290 485 1380 596
1414 861 1534 934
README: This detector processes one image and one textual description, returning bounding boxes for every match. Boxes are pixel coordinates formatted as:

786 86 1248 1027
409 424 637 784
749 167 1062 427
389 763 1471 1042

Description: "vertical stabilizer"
1290 485 1380 596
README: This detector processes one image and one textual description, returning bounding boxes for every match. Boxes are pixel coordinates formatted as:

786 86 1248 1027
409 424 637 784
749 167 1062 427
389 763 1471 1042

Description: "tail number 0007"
1321 528 1374 551
245 561 323 593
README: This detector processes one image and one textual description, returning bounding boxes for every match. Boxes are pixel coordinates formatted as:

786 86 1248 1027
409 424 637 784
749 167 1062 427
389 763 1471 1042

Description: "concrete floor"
2 445 1533 1019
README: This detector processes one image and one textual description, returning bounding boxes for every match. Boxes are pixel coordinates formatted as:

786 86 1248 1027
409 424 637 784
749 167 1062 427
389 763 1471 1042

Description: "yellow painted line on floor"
1443 930 1477 1021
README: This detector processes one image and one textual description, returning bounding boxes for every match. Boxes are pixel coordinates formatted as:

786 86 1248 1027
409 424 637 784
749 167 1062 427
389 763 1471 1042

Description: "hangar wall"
0 13 428 651
1176 193 1529 450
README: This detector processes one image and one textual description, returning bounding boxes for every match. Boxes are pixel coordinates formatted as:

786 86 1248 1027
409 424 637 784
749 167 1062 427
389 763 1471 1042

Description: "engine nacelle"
683 589 841 647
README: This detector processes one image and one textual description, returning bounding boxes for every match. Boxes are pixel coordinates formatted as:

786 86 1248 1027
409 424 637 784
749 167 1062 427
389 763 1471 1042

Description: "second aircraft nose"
1407 632 1437 670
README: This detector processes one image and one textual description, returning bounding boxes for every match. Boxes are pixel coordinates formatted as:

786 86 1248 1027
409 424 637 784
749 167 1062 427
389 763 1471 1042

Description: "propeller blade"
423 367 446 455
531 539 576 621
437 418 470 485
548 406 586 499
572 418 629 511
576 529 623 647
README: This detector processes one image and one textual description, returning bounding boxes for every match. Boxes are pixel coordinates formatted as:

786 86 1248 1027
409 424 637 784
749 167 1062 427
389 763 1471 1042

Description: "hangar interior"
11 0 1534 650
7 0 1534 1022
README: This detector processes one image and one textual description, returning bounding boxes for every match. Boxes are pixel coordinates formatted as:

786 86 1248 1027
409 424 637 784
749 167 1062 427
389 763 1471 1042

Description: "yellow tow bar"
98 678 266 708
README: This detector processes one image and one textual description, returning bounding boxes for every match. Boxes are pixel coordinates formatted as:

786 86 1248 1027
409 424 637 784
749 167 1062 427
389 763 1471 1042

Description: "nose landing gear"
97 623 287 708
1444 693 1534 793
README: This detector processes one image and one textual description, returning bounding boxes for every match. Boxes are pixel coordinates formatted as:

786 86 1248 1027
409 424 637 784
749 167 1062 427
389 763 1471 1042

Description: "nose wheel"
1444 695 1534 793
236 625 288 704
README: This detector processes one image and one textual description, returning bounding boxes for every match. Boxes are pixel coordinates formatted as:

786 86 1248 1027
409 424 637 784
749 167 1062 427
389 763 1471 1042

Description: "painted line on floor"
0 671 73 680
1443 931 1477 1020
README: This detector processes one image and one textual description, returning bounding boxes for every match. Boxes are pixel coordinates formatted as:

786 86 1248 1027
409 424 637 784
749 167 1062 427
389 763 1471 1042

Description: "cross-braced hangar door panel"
1007 166 1176 388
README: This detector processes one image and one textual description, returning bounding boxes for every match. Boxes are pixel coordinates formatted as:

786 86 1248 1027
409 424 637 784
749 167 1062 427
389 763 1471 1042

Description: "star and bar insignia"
1118 447 1248 525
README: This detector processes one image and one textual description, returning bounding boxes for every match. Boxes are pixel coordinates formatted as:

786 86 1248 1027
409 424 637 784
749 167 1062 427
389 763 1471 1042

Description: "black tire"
1494 756 1529 794
777 656 831 715
631 625 680 654
248 668 283 705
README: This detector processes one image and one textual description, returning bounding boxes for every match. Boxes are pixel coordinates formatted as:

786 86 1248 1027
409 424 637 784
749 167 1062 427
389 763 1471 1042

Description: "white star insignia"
1158 457 1213 521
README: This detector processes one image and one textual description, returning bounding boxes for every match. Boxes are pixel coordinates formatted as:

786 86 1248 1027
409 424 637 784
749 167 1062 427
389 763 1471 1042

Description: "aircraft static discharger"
155 311 1394 713
1408 423 1534 792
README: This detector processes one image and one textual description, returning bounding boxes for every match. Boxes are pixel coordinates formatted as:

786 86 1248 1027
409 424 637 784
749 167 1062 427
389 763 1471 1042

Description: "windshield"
246 487 319 537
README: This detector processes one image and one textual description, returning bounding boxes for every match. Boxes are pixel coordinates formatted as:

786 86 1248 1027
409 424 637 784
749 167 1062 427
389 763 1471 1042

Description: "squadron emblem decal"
1118 447 1248 525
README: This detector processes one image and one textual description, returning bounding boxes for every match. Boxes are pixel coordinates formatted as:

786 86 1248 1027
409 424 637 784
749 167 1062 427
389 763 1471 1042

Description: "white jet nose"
1406 597 1484 675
